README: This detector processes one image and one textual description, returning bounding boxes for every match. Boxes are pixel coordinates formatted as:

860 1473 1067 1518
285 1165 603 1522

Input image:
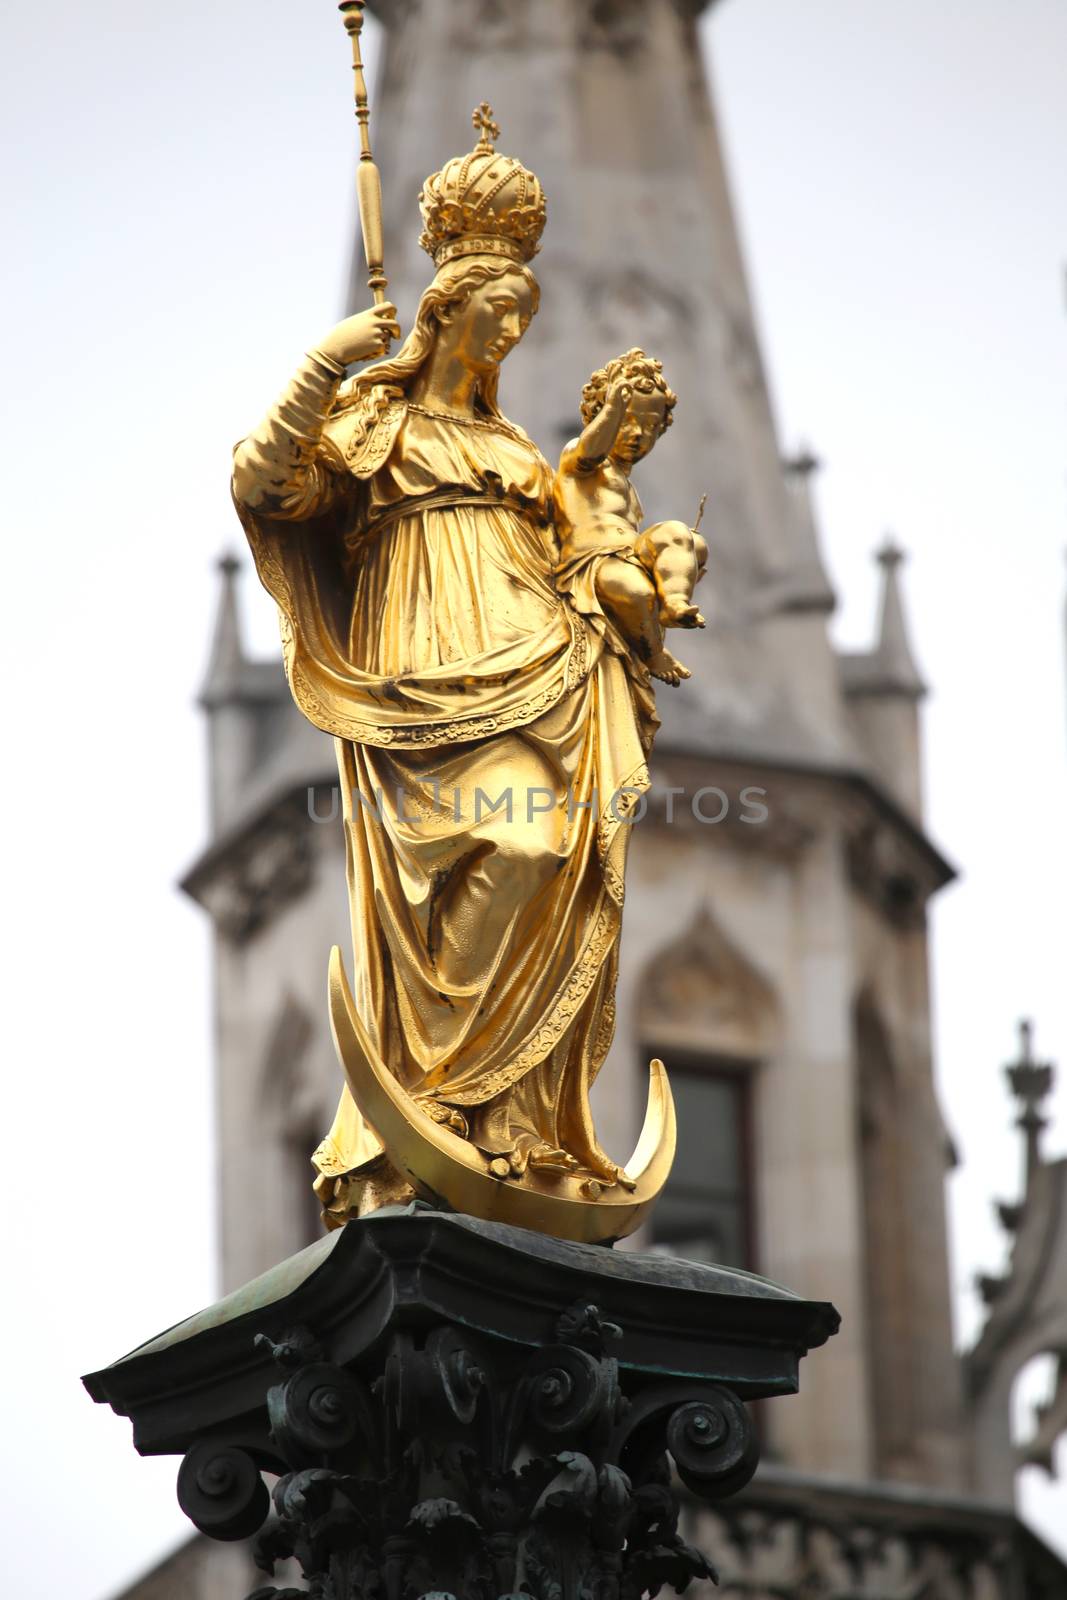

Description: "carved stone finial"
783 445 822 478
1006 1018 1055 1180
876 532 905 571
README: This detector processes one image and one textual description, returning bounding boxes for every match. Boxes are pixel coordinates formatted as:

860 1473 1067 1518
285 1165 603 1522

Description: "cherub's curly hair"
579 347 677 430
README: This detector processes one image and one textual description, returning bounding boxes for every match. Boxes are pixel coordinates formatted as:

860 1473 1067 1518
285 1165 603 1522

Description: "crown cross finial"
472 102 501 151
418 106 545 267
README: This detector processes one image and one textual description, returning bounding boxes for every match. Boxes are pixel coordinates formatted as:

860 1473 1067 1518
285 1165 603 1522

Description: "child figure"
555 348 707 685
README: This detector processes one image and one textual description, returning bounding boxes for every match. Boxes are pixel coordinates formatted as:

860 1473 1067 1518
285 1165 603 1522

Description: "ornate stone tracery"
687 1484 1064 1599
966 1025 1067 1500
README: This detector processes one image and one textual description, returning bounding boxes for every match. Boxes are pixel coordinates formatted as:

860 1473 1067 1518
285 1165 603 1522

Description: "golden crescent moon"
327 945 676 1244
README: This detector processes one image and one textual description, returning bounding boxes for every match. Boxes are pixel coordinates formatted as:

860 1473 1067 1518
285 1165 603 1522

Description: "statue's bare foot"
577 1153 638 1192
424 1101 469 1138
528 1144 581 1174
487 1148 534 1179
648 645 691 685
660 596 706 630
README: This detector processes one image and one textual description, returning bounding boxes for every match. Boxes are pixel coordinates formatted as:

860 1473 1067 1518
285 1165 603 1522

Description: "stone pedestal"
84 1205 838 1599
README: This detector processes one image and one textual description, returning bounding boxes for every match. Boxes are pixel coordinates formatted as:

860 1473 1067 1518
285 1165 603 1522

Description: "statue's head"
350 253 540 413
581 348 678 465
423 256 539 378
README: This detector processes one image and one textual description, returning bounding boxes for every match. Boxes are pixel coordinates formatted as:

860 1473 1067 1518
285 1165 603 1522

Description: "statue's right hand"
605 379 633 414
316 303 400 367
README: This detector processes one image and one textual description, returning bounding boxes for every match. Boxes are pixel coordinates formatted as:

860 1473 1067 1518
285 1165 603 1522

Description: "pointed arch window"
635 908 775 1272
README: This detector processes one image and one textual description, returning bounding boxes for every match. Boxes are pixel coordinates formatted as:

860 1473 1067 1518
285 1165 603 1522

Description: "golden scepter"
339 1 388 308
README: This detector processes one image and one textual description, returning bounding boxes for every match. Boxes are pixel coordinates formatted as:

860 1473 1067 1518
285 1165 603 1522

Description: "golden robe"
232 354 656 1182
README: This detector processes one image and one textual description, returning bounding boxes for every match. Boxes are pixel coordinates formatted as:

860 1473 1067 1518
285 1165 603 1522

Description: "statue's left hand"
316 303 401 367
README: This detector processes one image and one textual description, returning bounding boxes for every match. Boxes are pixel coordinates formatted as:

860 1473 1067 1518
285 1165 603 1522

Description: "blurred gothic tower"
120 2 1067 1595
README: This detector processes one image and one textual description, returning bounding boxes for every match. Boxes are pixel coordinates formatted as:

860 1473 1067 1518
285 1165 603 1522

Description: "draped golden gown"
233 354 656 1195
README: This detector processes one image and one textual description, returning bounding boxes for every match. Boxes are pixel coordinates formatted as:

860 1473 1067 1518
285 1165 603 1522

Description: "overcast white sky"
2 2 1065 1594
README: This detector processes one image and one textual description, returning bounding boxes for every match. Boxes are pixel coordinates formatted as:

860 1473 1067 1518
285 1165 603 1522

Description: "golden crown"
418 103 547 269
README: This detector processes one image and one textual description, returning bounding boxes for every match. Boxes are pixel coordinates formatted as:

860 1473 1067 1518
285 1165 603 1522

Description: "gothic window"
645 1050 755 1270
635 908 775 1271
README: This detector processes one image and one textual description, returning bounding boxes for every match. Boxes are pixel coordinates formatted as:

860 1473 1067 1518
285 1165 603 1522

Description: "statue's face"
443 271 535 375
611 388 667 465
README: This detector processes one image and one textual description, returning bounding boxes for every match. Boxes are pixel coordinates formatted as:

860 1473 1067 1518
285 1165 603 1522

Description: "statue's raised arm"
231 302 399 523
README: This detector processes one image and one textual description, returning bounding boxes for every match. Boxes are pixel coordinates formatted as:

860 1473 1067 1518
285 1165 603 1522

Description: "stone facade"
115 1 1065 1594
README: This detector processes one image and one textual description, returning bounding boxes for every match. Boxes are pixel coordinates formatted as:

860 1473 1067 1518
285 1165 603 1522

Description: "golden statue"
232 91 707 1244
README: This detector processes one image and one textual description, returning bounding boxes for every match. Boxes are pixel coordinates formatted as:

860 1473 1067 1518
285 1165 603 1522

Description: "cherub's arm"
570 380 632 473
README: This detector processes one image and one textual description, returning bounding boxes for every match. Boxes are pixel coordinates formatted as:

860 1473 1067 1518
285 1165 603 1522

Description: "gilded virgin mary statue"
232 109 689 1244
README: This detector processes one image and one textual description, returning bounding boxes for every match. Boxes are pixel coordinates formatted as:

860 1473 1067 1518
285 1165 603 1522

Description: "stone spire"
869 536 926 699
838 537 926 699
780 448 837 614
197 551 292 832
837 539 927 816
200 551 246 708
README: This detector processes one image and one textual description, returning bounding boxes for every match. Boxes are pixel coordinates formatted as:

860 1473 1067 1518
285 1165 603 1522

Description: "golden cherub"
555 348 708 687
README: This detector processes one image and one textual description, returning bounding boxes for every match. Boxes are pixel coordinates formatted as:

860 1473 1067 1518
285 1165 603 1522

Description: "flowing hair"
350 256 540 417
